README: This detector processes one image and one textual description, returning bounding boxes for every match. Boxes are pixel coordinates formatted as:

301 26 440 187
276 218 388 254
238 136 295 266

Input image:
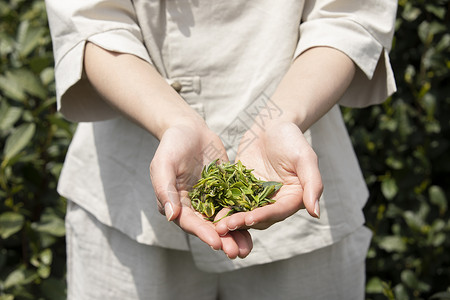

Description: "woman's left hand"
215 119 323 236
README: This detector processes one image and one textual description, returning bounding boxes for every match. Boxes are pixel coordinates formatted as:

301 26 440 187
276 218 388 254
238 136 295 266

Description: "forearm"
83 42 206 139
270 46 356 132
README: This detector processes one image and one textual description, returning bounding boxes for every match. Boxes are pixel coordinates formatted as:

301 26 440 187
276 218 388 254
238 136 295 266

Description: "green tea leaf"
189 160 282 220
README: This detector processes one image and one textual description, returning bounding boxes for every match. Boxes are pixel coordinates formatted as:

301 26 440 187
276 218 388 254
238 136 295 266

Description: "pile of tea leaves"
189 160 282 222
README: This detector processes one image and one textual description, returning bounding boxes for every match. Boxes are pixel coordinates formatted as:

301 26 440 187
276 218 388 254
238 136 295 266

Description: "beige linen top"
46 0 397 272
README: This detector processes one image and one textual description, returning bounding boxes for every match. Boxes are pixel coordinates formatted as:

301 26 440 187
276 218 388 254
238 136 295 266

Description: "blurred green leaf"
17 68 47 99
0 212 25 239
394 284 409 300
37 265 50 279
0 69 47 101
378 235 407 253
40 67 55 86
425 4 446 20
40 277 67 300
386 156 404 170
2 122 35 165
431 232 446 247
382 281 396 300
3 269 25 290
0 32 15 56
40 249 53 265
16 20 47 58
430 292 450 300
401 270 417 289
404 211 425 231
402 2 421 21
435 34 450 52
31 209 65 237
431 219 445 233
0 101 22 131
381 177 398 200
429 185 447 215
400 270 431 292
366 277 384 293
0 71 27 101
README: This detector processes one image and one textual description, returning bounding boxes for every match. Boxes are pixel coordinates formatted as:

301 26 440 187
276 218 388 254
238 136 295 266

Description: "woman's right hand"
150 120 253 259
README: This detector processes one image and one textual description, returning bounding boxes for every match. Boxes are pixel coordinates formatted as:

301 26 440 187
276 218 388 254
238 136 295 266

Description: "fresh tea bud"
189 159 282 222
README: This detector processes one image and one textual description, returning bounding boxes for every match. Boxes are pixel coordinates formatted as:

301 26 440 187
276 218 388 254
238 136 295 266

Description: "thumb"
294 150 323 219
302 180 322 219
149 159 181 221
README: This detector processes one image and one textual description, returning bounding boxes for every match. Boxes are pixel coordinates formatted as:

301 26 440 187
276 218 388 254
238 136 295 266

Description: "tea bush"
0 0 448 299
343 1 450 299
0 0 73 299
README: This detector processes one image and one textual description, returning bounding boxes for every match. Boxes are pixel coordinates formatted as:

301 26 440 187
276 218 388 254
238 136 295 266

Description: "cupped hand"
150 121 252 258
215 120 323 236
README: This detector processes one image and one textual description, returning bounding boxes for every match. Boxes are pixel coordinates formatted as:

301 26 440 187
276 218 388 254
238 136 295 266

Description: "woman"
46 0 397 299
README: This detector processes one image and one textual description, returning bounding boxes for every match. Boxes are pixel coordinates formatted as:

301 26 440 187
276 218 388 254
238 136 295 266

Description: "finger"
149 158 181 221
243 186 304 229
303 180 323 219
174 206 222 250
214 209 246 236
229 230 253 258
220 233 240 259
215 184 304 232
294 147 323 218
214 210 253 258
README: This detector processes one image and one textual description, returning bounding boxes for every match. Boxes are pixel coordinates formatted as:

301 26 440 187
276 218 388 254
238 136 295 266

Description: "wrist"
156 111 208 140
249 108 304 136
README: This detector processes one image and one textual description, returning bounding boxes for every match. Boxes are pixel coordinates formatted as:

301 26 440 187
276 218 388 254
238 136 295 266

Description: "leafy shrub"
342 0 450 299
0 0 73 299
0 0 448 299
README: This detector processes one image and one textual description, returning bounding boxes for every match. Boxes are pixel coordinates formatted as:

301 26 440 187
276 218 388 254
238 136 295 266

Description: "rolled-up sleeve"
45 0 153 121
294 0 398 107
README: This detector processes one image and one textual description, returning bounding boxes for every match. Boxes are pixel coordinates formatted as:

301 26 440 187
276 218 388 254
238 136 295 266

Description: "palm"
215 121 322 233
150 124 253 258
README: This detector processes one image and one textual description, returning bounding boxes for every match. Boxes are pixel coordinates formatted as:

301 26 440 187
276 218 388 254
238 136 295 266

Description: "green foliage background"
0 0 449 299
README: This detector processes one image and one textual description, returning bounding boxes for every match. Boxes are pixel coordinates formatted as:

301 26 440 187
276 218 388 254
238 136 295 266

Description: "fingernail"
226 254 236 260
228 225 238 231
165 202 174 221
314 200 320 219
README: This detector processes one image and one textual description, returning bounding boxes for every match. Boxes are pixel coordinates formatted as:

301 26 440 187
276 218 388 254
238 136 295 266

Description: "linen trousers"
66 201 371 300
